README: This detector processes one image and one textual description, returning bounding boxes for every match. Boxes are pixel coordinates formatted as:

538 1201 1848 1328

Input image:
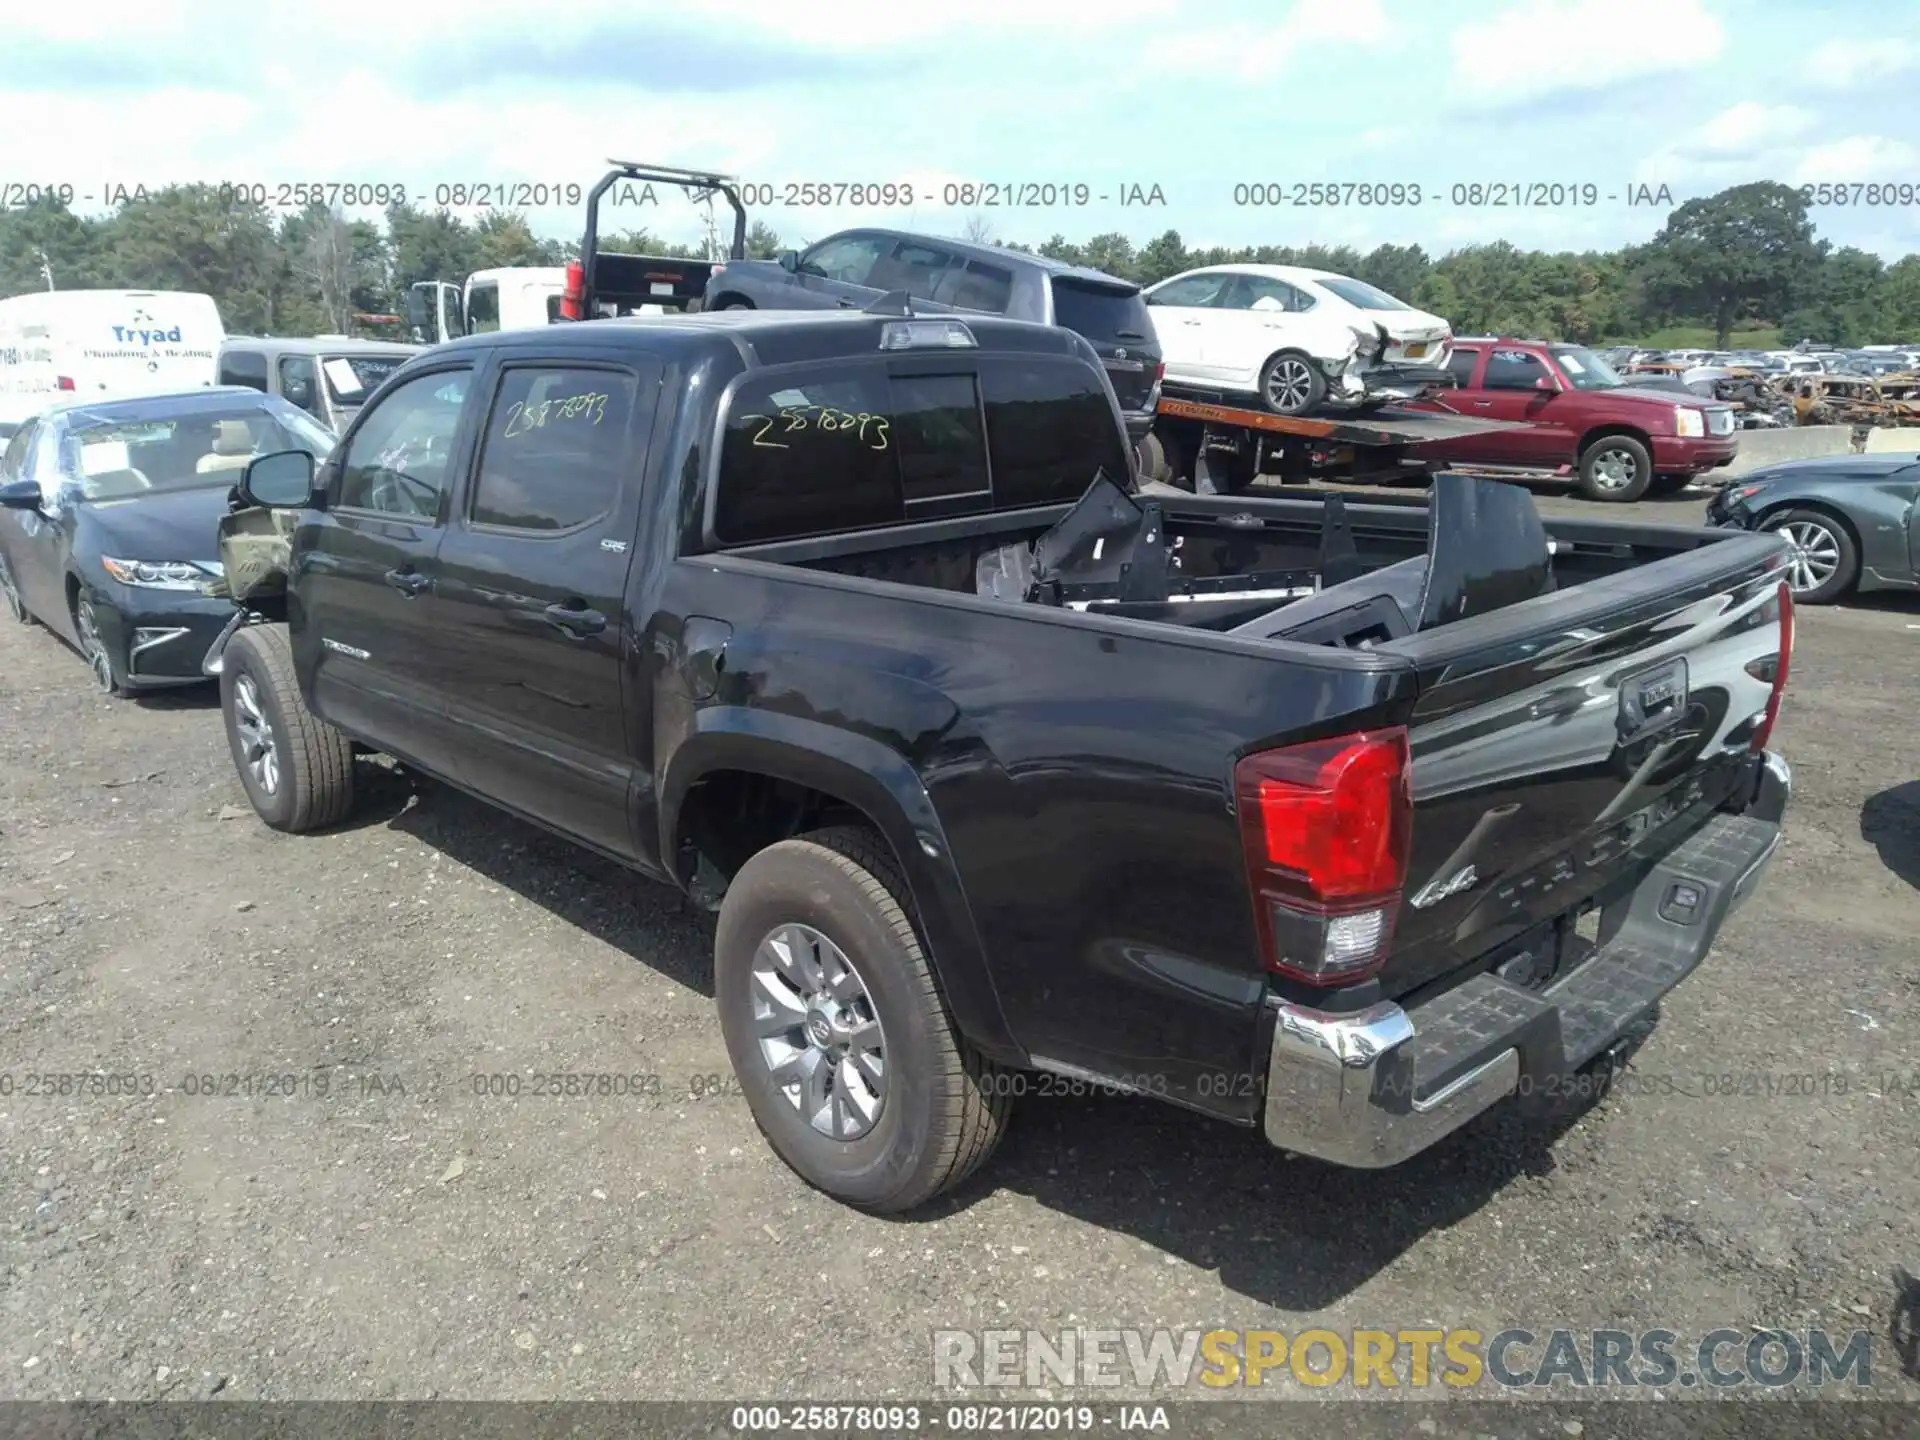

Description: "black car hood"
81 483 233 563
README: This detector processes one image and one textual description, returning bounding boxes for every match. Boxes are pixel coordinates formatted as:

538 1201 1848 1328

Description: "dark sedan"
0 388 335 695
1704 450 1920 603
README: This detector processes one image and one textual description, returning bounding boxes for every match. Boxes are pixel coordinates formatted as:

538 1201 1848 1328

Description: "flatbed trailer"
1141 383 1520 495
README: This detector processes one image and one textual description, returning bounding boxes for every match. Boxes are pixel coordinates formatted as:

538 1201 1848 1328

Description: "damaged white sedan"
1142 264 1453 416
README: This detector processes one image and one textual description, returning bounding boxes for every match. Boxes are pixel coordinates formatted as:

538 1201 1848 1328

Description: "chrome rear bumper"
1262 750 1789 1168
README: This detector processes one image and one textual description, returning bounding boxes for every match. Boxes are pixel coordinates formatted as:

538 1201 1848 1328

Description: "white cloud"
1449 0 1723 99
1154 0 1391 82
1788 136 1920 184
1690 102 1815 157
1806 37 1920 89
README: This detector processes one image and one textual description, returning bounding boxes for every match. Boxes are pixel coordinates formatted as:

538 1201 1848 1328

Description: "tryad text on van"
0 290 226 424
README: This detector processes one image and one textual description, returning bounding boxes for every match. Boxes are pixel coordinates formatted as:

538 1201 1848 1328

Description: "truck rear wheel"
1576 434 1652 502
714 825 1011 1213
220 623 356 832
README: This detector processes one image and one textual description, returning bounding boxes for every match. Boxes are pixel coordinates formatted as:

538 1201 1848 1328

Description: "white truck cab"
406 267 567 345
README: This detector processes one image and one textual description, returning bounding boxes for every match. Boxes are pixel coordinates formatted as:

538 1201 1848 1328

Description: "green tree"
1780 247 1886 347
1135 229 1190 285
1636 181 1825 347
0 197 106 294
1358 243 1429 304
745 221 784 259
105 185 280 332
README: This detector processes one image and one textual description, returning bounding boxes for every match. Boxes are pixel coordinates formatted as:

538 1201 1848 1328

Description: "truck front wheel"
219 623 356 832
714 825 1010 1213
1576 434 1652 502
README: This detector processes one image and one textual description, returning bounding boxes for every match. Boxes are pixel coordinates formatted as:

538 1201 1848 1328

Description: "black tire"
72 590 125 696
1576 433 1652 502
219 623 356 831
714 825 1010 1213
0 552 28 624
1257 350 1326 416
1647 472 1694 497
1760 506 1859 604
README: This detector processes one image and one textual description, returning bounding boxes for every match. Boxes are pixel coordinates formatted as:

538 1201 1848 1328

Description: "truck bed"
705 474 1789 1073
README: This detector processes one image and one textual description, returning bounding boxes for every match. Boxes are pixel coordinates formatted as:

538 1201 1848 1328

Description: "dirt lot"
2 483 1917 1413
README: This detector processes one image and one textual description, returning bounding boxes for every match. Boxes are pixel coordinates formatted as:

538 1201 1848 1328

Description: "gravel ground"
1 483 1917 1416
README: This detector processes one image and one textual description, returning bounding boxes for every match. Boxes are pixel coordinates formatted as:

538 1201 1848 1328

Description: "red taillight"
1153 360 1165 383
56 375 74 391
1747 581 1793 752
560 260 585 321
1235 728 1412 985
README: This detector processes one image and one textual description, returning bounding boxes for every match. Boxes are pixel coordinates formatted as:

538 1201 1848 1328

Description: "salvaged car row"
0 159 1862 1213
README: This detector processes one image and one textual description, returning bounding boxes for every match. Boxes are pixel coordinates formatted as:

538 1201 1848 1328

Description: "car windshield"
322 354 408 404
1551 346 1627 390
55 401 335 502
1314 276 1411 311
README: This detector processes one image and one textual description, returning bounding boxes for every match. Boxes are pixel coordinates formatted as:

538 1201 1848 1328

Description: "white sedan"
1142 264 1453 415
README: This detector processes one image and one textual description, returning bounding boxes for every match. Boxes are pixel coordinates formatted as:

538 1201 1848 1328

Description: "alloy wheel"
1265 357 1316 412
1772 519 1841 596
75 598 115 692
749 922 887 1140
231 673 282 795
1590 445 1641 491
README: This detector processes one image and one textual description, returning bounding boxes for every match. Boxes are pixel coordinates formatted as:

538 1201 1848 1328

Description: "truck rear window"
1048 278 1152 345
713 357 1127 544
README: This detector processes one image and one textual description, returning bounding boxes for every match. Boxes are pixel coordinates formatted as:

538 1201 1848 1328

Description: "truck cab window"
219 350 268 391
980 358 1129 507
868 243 956 300
471 367 637 531
467 284 501 334
278 355 320 416
1445 348 1481 386
336 369 471 518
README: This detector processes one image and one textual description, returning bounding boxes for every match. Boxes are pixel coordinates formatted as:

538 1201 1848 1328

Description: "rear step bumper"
1261 750 1790 1168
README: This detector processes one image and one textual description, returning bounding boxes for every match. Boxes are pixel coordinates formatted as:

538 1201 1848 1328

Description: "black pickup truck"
202 306 1794 1213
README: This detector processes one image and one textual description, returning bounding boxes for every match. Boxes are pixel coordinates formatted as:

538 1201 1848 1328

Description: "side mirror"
1534 375 1559 392
778 250 799 273
239 449 316 509
0 478 43 510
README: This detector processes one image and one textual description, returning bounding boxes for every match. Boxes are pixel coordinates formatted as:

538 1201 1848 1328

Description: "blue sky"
5 0 1918 260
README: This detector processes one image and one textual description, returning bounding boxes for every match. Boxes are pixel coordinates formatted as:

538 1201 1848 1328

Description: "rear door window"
1049 279 1152 344
471 366 641 532
868 242 958 301
933 260 1015 314
1445 347 1482 387
1483 349 1551 390
714 369 900 543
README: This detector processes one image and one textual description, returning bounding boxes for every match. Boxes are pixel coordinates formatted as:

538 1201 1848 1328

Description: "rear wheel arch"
710 293 755 310
661 723 1024 1065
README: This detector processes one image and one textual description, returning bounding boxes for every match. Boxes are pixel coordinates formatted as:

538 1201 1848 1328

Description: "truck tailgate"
1374 527 1792 1002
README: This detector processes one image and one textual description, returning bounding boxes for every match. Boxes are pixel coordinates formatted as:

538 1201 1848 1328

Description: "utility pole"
37 250 53 291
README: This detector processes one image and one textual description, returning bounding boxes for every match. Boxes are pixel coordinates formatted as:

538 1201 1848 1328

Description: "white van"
406 265 675 344
0 289 226 424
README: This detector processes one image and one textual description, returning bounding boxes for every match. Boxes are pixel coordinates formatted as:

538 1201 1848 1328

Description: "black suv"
700 230 1163 443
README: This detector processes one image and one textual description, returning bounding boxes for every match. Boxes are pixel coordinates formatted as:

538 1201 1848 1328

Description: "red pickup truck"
1406 337 1739 502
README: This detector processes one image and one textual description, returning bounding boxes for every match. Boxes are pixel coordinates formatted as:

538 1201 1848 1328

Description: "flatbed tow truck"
1139 381 1518 495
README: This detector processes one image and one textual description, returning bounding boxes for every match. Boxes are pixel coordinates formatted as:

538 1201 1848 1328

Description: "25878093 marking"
1799 182 1917 205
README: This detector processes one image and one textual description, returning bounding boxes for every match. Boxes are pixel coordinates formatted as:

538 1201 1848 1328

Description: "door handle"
1473 400 1494 408
384 568 429 596
543 602 607 637
837 299 857 308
